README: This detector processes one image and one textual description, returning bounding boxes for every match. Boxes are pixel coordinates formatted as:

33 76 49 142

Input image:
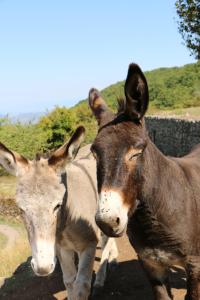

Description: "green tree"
38 106 77 149
0 122 48 159
72 103 97 144
175 0 200 59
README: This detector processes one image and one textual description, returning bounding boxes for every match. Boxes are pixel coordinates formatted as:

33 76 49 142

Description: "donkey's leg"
185 256 200 300
73 242 96 300
93 235 118 293
57 248 77 300
108 237 118 267
140 258 173 300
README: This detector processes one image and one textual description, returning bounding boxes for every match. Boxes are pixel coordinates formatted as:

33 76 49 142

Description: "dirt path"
0 235 187 300
0 224 20 249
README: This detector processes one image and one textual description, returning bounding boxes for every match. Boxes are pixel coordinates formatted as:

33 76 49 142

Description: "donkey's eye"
53 204 61 212
129 151 142 161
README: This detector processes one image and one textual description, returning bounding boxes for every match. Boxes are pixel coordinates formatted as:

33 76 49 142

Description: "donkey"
88 64 200 300
0 126 118 300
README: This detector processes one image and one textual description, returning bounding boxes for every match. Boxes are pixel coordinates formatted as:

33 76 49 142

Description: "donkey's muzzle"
31 257 56 277
95 216 124 237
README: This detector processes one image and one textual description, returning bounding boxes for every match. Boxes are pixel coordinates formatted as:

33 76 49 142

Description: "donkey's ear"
88 88 114 127
0 143 29 176
48 126 85 170
124 63 149 120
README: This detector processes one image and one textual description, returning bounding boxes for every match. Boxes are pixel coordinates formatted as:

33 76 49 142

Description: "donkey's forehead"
94 118 146 149
16 159 65 207
22 158 58 184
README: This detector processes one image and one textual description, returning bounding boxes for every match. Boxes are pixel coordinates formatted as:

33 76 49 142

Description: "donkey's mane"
117 97 126 115
35 151 51 161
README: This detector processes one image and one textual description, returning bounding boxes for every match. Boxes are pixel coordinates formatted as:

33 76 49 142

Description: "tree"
38 106 77 149
0 122 48 160
175 0 200 59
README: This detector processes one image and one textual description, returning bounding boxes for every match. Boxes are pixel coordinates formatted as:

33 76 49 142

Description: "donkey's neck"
138 138 179 209
131 139 188 254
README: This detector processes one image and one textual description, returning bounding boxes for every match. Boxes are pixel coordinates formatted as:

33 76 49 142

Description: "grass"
0 233 8 249
0 215 24 230
0 216 30 278
0 176 16 199
147 106 200 119
0 236 30 277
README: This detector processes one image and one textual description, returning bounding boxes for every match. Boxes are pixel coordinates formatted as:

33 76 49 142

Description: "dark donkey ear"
124 63 149 120
88 88 114 127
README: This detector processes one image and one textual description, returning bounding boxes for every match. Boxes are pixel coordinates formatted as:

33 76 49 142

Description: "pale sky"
0 0 196 115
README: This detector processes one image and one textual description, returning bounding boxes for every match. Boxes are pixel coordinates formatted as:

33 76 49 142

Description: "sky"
0 0 196 115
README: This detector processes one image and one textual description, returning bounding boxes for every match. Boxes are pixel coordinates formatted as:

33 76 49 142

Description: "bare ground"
0 235 187 300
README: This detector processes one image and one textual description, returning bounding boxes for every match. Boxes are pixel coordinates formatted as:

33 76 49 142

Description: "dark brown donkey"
88 63 200 300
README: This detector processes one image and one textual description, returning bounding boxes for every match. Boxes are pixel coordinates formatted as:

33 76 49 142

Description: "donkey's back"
171 143 200 190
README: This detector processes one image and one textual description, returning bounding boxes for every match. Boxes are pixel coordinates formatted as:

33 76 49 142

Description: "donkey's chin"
96 218 126 237
112 226 126 238
34 269 54 277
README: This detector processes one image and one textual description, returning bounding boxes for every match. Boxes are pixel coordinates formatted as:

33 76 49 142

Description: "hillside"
75 61 200 114
66 61 199 144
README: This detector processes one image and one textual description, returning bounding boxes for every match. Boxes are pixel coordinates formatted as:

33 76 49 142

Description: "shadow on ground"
0 255 186 300
0 257 65 300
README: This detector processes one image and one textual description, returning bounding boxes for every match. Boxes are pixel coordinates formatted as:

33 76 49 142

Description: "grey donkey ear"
0 142 29 176
48 126 86 169
124 63 149 120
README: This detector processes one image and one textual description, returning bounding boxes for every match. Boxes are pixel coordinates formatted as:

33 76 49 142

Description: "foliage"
71 102 97 145
145 62 200 109
38 106 77 149
0 121 48 159
175 0 200 59
77 61 200 111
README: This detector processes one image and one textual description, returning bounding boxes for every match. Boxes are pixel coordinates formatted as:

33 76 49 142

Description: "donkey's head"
0 126 85 276
89 64 149 237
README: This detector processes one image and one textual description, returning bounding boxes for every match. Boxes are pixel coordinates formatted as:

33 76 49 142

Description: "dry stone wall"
145 116 200 157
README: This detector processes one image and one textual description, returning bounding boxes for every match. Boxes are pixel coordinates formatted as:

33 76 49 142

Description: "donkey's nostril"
116 217 120 225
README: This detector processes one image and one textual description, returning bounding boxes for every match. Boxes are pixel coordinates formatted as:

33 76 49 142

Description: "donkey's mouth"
113 226 127 237
96 218 126 237
34 270 54 277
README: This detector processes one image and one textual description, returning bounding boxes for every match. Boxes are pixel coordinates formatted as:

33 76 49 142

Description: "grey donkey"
0 126 118 300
